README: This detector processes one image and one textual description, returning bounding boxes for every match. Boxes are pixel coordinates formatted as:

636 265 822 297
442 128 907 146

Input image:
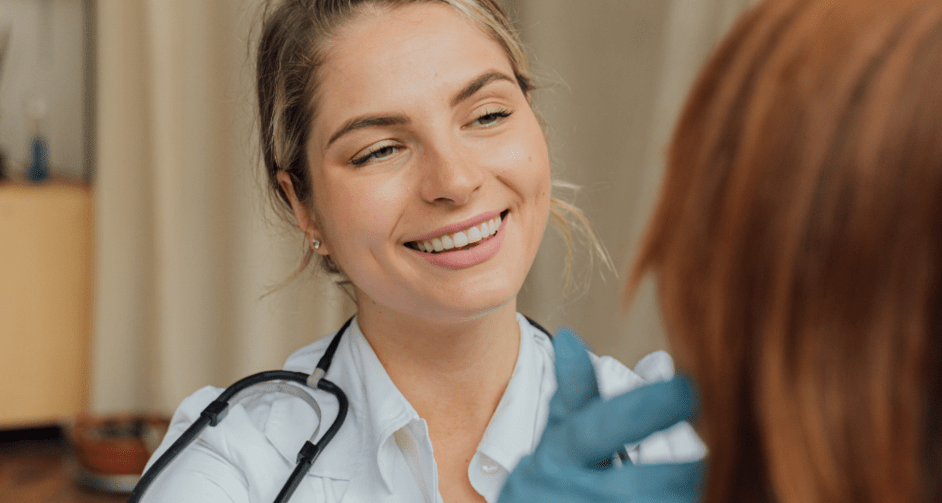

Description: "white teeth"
412 213 505 253
468 227 482 243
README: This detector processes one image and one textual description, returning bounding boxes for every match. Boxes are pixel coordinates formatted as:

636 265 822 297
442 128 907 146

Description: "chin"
410 290 516 323
452 290 518 320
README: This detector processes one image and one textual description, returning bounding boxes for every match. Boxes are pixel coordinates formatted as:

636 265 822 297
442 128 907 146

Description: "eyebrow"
327 114 410 148
325 71 516 148
450 71 515 108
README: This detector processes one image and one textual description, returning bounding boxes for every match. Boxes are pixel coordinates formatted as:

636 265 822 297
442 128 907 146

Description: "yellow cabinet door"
0 184 93 427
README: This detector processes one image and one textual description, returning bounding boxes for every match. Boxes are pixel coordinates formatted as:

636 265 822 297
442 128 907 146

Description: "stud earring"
312 238 321 250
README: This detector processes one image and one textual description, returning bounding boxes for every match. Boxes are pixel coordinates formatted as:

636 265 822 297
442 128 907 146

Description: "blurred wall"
517 0 755 366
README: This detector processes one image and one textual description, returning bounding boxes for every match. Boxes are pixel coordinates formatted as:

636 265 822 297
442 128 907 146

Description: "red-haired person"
501 0 942 502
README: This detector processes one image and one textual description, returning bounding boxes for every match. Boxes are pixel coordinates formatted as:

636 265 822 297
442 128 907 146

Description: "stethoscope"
127 316 355 503
127 315 559 503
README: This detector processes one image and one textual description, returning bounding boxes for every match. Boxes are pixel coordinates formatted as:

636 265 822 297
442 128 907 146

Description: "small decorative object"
26 97 49 182
27 135 48 182
68 414 170 493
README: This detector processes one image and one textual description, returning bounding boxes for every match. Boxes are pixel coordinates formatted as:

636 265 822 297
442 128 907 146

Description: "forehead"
312 4 516 139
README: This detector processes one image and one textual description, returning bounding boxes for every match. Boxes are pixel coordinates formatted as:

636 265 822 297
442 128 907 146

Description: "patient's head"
630 0 942 501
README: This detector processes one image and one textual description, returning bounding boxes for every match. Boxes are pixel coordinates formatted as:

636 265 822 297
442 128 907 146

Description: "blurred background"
0 0 755 490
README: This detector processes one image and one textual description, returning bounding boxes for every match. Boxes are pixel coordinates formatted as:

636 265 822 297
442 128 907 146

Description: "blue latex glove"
498 328 704 503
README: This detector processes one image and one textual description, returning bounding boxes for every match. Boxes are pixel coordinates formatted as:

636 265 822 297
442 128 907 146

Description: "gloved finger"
499 456 611 503
523 463 703 503
563 376 698 464
548 327 601 426
602 459 705 502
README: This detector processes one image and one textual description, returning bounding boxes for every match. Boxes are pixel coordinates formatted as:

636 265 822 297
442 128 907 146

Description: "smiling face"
282 3 551 324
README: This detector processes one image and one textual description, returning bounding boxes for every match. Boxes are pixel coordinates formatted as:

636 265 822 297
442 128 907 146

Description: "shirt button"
480 459 499 474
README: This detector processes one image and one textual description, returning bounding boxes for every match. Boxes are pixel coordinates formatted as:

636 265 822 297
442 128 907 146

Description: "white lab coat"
141 314 705 503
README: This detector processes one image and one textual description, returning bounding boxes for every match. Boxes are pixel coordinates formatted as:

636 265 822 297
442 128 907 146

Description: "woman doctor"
141 1 703 502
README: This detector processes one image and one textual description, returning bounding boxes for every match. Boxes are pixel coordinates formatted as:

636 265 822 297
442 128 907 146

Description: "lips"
404 210 509 269
406 211 506 254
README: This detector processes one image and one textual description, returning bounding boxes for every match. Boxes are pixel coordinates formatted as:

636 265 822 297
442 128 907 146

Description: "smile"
406 210 507 254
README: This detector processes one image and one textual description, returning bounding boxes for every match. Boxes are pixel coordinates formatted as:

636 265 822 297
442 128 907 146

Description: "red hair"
629 0 942 501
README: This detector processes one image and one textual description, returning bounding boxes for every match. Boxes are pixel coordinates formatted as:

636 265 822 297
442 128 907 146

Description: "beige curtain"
91 0 755 415
92 0 352 415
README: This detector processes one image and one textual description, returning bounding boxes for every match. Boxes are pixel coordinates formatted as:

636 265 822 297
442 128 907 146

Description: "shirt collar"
343 317 421 493
475 313 551 472
271 314 550 492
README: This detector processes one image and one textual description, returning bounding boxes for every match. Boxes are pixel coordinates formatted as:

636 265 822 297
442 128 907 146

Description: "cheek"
484 124 552 200
314 171 412 253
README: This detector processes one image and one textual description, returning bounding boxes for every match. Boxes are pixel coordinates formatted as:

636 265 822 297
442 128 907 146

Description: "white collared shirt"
141 314 705 503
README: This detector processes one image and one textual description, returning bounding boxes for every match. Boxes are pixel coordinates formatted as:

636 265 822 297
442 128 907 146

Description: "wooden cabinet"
0 184 93 427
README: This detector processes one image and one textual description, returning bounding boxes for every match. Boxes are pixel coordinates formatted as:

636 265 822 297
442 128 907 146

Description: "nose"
419 137 484 205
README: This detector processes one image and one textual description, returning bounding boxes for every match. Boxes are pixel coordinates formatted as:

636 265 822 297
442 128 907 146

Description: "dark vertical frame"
82 0 95 183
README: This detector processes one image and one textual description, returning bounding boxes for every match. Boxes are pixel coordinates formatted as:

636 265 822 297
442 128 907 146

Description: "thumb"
548 327 601 427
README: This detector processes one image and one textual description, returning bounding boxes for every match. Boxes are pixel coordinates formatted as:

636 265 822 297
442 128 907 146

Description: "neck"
356 300 521 428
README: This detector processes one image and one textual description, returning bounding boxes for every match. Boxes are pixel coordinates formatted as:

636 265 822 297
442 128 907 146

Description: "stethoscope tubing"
128 317 354 503
127 370 348 503
273 379 347 502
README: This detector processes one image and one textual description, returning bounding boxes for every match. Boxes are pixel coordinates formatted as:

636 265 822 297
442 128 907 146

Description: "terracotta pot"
70 414 169 476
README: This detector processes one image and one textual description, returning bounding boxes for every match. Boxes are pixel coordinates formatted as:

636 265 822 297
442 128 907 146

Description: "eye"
469 108 513 128
351 143 401 166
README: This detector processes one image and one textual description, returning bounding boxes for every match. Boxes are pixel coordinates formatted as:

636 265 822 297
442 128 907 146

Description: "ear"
276 170 330 256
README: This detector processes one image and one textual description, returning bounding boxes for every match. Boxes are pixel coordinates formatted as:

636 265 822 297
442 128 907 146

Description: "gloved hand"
498 328 704 503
